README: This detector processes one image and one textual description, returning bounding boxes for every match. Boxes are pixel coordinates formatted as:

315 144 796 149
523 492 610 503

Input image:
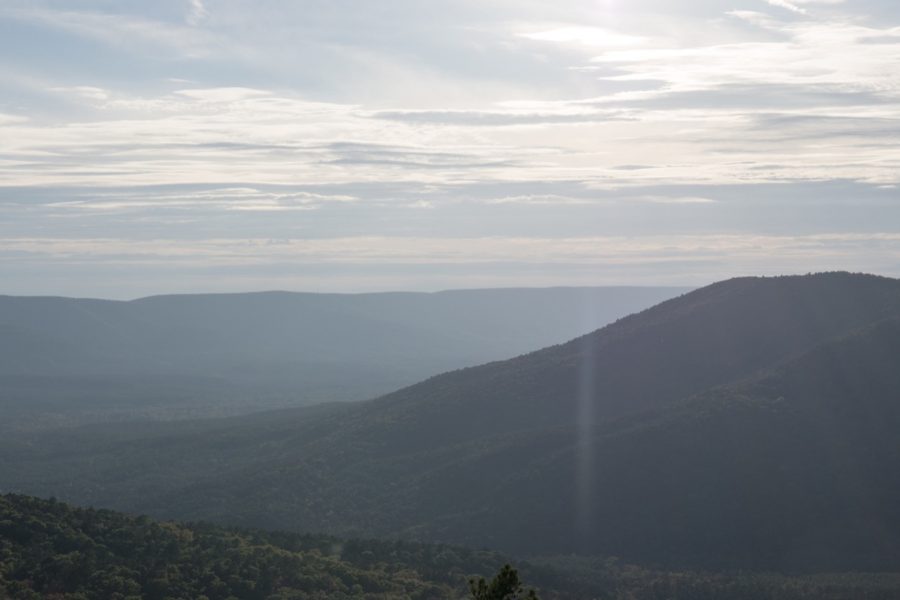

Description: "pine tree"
468 564 539 600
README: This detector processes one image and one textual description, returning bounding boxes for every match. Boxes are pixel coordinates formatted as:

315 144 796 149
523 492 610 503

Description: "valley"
4 273 900 576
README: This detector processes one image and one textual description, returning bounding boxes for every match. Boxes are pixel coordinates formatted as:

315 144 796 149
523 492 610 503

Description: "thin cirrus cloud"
44 188 358 213
519 26 646 48
0 0 898 296
763 0 809 15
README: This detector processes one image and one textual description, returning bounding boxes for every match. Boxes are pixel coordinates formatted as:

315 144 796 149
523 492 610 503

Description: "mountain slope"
4 273 900 570
436 316 900 569
344 272 900 446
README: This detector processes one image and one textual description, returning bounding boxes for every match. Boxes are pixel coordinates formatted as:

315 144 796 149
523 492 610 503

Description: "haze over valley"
0 286 687 430
4 272 900 573
2 0 900 598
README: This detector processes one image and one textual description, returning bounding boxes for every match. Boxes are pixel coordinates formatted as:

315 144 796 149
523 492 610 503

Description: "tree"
468 564 539 600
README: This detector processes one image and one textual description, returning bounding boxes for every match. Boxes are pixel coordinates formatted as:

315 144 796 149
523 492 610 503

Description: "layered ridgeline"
4 273 900 571
0 286 686 429
4 494 899 600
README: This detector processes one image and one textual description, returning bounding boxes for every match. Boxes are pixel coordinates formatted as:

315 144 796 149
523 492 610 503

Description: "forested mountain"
0 286 686 429
4 273 900 572
4 493 899 600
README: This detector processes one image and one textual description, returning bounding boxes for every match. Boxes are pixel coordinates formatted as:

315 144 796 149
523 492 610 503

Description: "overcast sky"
1 0 899 297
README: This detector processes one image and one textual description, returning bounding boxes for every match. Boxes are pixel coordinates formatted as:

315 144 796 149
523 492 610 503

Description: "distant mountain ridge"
0 286 688 428
4 272 900 571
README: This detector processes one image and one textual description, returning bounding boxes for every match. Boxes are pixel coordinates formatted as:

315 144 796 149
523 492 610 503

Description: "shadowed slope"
432 317 900 569
345 272 900 447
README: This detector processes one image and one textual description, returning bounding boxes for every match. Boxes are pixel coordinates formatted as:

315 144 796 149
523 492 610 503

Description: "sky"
1 0 899 298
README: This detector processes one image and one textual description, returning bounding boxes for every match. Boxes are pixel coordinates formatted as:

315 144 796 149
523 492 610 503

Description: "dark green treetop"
469 564 539 600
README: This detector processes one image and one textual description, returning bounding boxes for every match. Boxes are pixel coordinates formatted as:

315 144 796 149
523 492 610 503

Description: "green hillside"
0 493 529 600
3 494 900 600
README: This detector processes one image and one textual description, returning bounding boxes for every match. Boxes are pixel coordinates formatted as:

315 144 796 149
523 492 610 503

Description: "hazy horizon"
0 282 696 302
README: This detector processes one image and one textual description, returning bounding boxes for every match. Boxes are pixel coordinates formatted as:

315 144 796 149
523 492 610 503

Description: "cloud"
320 142 517 170
748 113 900 140
726 10 783 28
2 0 900 293
521 26 646 48
633 195 718 204
764 0 808 15
175 87 269 102
43 187 358 213
369 108 628 126
187 0 208 25
486 194 594 205
49 86 111 101
0 113 28 126
590 17 900 94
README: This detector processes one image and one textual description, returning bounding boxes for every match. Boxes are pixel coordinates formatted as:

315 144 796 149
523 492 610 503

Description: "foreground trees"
4 494 900 599
469 564 539 600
